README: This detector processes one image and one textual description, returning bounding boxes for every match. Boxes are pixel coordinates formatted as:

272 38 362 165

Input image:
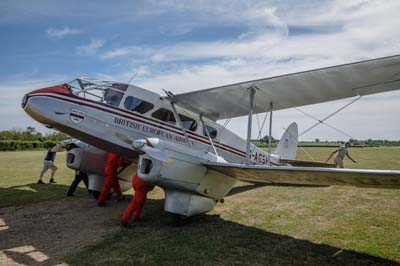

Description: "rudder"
274 122 298 160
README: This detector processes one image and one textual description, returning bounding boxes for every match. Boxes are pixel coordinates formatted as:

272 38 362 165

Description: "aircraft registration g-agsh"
22 54 400 220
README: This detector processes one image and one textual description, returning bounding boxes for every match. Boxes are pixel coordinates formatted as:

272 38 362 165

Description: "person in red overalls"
121 172 154 225
98 153 125 206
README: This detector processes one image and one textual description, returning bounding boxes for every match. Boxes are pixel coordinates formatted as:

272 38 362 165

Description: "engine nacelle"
136 138 236 216
65 140 134 192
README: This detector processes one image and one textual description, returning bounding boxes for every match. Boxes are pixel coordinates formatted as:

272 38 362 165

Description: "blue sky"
1 0 400 140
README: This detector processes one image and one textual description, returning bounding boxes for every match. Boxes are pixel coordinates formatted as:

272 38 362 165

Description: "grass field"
1 147 400 265
0 151 87 208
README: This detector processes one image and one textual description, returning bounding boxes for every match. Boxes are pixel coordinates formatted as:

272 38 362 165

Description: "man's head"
345 142 352 148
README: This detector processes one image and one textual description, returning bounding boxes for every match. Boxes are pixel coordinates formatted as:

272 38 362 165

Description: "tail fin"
274 122 298 160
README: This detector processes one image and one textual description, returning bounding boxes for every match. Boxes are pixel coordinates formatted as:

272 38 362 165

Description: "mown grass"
0 151 86 207
1 148 400 265
64 147 400 265
296 146 400 170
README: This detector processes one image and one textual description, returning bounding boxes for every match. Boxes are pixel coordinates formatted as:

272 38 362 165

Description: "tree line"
0 127 69 151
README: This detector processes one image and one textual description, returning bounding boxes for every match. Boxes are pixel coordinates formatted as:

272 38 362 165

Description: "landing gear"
170 214 191 226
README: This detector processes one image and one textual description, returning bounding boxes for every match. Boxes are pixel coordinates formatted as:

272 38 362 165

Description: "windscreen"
67 78 128 107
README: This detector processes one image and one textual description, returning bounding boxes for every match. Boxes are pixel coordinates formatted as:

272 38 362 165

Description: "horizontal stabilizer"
280 159 336 168
205 162 400 189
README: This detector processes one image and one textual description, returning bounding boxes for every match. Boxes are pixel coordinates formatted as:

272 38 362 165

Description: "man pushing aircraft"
97 152 125 206
37 143 65 184
326 142 357 168
121 172 154 226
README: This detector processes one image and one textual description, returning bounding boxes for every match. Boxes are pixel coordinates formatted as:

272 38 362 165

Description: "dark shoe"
97 202 107 207
120 221 130 228
49 178 56 184
133 217 142 222
66 193 74 197
117 195 126 202
37 180 45 184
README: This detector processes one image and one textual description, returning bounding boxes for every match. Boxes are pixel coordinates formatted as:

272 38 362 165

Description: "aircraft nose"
22 84 72 126
22 84 71 109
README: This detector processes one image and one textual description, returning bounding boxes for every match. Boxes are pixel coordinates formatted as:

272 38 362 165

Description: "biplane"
22 54 400 218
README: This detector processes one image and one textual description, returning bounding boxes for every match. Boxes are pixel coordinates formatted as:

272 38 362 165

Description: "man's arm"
325 149 339 162
346 152 357 163
51 144 65 152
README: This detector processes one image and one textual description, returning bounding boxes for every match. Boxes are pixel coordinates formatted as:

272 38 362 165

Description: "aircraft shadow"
0 184 122 266
66 198 398 266
0 186 398 266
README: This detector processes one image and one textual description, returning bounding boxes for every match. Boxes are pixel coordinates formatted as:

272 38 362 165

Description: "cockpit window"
67 78 127 107
203 125 217 139
124 96 154 114
104 89 124 106
151 108 176 124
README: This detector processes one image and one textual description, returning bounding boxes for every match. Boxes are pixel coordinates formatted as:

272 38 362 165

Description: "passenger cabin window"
124 96 154 114
178 114 197 131
151 108 176 125
203 125 217 139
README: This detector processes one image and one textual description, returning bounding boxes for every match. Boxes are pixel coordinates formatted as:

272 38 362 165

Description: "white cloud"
98 0 400 140
76 39 105 56
0 77 69 133
46 26 81 38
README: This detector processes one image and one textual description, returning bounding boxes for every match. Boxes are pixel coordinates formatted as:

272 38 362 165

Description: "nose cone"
28 84 71 97
22 84 72 127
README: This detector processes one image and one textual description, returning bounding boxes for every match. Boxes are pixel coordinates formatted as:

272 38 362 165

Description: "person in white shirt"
326 142 357 168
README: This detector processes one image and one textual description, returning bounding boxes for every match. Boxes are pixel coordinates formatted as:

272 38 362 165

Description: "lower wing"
205 162 400 189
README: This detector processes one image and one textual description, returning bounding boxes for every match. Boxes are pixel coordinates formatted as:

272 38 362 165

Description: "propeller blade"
142 145 174 164
112 131 133 145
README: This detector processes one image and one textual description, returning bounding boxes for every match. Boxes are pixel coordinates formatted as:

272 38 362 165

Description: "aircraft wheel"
171 214 191 226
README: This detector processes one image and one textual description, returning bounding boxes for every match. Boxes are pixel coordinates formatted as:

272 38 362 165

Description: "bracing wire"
298 96 362 138
295 108 354 139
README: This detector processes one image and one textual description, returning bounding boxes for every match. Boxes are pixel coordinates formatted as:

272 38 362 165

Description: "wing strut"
246 87 256 164
267 102 273 165
170 102 192 147
200 115 219 156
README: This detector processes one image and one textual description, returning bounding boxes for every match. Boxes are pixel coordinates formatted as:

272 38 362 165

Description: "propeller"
141 144 174 164
113 131 173 164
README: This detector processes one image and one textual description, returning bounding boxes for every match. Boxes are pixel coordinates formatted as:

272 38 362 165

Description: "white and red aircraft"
22 55 400 219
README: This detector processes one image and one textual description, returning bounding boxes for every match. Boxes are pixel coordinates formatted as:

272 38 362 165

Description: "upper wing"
170 55 400 120
205 162 400 189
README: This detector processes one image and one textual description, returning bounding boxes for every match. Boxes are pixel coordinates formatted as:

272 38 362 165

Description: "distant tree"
0 127 69 142
262 135 277 143
315 138 320 143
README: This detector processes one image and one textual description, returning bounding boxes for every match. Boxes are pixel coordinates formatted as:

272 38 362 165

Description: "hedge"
0 141 60 151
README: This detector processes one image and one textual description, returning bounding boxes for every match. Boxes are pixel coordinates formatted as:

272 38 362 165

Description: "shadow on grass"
0 187 119 266
63 198 399 266
1 185 398 266
0 183 89 208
